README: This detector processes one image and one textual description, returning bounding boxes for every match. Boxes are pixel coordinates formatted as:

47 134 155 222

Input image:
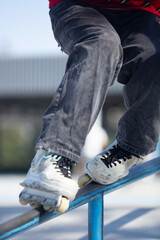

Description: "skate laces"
100 144 133 168
44 152 74 178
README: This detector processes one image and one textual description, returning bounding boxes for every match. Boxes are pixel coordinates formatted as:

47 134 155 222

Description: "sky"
0 0 63 57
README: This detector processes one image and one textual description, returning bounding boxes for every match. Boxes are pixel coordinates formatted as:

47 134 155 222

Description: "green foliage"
0 118 40 173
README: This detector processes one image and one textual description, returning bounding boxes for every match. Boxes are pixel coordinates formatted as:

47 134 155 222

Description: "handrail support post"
88 193 104 240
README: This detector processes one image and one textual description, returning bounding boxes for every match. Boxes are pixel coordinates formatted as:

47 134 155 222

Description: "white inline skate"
19 150 79 213
78 141 142 187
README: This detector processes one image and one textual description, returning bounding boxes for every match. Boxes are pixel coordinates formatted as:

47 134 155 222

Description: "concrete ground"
0 174 160 240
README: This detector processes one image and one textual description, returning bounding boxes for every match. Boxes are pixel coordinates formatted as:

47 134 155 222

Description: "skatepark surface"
0 173 160 240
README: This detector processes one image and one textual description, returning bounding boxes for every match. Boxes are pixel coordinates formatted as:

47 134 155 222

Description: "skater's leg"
116 11 160 156
20 0 123 211
36 0 123 162
79 11 160 187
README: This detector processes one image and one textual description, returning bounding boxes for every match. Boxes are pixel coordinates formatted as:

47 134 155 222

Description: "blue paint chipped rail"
0 157 160 240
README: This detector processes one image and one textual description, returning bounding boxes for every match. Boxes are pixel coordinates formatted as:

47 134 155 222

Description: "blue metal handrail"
0 156 160 240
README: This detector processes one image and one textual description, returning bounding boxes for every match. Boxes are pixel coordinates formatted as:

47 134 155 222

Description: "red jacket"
49 0 160 16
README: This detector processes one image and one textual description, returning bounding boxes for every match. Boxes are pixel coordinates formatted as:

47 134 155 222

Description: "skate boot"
19 150 79 213
78 141 142 187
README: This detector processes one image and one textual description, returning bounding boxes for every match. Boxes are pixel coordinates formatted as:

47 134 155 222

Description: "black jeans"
36 0 160 162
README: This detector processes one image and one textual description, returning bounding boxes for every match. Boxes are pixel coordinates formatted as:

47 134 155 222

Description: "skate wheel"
43 205 54 212
19 199 29 205
56 197 69 214
30 203 40 208
78 174 91 188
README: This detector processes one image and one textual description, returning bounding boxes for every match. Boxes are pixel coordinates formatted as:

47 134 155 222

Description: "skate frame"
0 157 160 240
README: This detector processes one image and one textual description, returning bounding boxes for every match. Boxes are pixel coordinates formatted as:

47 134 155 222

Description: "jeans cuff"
116 137 146 157
36 141 80 163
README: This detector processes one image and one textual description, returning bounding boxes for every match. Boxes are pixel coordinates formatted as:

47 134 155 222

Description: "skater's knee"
72 30 122 62
142 51 160 78
96 30 121 46
150 51 160 66
92 30 121 54
140 43 160 66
